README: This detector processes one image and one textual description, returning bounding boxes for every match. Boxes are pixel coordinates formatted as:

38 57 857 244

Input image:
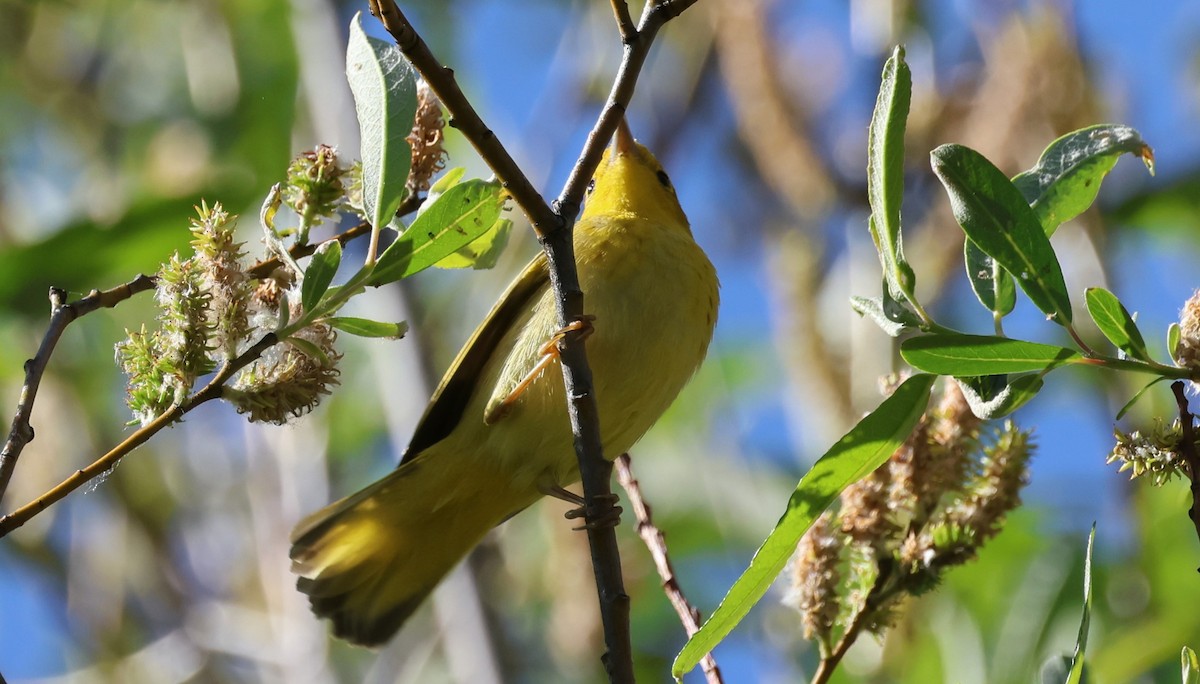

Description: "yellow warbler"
289 119 720 646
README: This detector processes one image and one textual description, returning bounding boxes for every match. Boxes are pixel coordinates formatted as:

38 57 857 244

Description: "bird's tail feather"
289 458 517 647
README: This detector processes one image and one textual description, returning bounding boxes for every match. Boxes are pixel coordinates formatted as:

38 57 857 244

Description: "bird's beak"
614 118 637 157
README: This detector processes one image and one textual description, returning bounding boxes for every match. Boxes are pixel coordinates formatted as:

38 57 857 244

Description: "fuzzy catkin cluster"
1109 418 1192 485
788 382 1033 647
116 145 359 427
1175 290 1200 371
407 80 447 193
283 144 348 244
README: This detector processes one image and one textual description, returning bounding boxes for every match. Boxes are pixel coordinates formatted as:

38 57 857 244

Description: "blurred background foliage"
0 0 1198 682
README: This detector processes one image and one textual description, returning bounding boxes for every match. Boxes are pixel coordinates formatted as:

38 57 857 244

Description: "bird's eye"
587 179 596 195
656 170 671 188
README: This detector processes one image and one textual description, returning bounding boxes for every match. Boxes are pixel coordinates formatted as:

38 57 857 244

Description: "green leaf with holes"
1013 124 1154 236
370 179 508 285
932 144 1072 325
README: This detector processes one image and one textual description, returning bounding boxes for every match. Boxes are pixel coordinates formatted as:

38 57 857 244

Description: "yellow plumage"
289 120 720 646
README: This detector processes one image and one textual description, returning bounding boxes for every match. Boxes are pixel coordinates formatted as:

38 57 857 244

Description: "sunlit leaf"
901 333 1081 375
673 374 936 679
1012 124 1154 236
1182 646 1199 684
1085 287 1151 362
301 240 341 312
866 47 916 303
1065 526 1097 684
370 179 508 285
285 335 329 365
327 317 408 339
1169 322 1182 364
931 144 1073 325
346 12 417 231
426 166 467 196
435 218 513 270
1116 376 1170 420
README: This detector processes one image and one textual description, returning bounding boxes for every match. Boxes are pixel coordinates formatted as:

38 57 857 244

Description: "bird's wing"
401 253 549 461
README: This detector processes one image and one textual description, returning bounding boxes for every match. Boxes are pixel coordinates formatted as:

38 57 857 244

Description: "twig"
0 276 156 504
609 0 636 44
0 332 279 538
810 566 893 684
249 221 370 280
1170 381 1200 563
615 453 723 684
366 2 698 681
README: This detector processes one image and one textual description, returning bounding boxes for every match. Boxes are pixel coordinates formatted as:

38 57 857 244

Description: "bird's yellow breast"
436 211 718 500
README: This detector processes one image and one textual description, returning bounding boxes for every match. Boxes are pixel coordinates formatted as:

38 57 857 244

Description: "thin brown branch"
1170 381 1200 562
616 453 722 684
810 566 893 684
0 332 279 538
365 2 698 681
248 190 423 280
609 0 637 45
0 276 156 504
553 0 699 224
248 221 371 280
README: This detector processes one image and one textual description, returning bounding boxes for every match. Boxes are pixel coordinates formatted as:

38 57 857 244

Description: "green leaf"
285 336 329 366
1182 646 1199 684
1116 376 1170 420
1065 525 1097 684
955 373 1044 419
866 46 916 303
435 217 513 270
346 12 417 231
427 166 467 196
369 179 509 285
327 317 408 339
1012 124 1154 236
301 240 342 313
965 239 1016 317
931 144 1073 325
1085 287 1151 362
849 294 922 337
901 334 1081 375
1169 322 1182 363
672 374 936 679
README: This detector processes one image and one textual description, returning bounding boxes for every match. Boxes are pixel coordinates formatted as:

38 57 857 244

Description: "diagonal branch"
366 2 698 680
609 0 636 43
0 276 156 504
616 453 723 684
0 331 280 538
